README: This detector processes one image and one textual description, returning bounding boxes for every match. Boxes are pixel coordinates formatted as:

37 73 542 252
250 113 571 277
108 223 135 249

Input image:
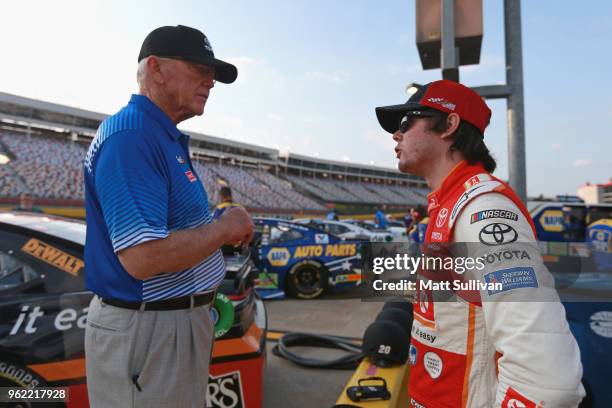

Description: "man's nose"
392 131 402 142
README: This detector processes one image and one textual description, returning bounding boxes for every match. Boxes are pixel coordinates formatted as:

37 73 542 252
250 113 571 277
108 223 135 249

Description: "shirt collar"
427 160 486 211
129 94 183 140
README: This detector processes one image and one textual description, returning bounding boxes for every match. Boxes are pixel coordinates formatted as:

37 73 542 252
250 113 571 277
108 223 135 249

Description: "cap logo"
203 36 213 53
427 97 456 111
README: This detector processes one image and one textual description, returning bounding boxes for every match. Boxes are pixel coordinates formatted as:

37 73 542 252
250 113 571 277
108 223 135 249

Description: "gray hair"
136 57 150 90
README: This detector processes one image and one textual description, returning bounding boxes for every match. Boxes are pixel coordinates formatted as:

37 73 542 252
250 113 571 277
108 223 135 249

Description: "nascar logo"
470 209 519 224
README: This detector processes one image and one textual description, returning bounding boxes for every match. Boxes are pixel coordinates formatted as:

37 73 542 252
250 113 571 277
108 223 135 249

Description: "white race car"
293 218 394 242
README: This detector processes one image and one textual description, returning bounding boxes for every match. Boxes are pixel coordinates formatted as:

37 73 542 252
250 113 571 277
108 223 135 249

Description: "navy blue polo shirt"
83 94 225 302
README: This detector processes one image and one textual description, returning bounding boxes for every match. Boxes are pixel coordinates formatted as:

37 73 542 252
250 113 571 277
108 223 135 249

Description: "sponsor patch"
314 233 329 244
409 344 417 366
590 311 612 338
207 370 244 408
412 325 437 344
267 247 291 267
435 208 449 228
431 231 443 241
449 180 502 228
484 267 538 295
21 238 84 276
501 387 537 408
185 170 197 182
479 223 518 246
424 352 443 379
483 249 531 265
470 209 519 224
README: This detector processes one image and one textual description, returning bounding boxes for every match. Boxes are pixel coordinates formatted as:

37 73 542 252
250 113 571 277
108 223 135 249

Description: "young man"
375 80 584 407
83 25 253 407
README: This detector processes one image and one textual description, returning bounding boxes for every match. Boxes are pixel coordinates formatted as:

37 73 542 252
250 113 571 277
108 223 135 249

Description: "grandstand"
0 91 428 215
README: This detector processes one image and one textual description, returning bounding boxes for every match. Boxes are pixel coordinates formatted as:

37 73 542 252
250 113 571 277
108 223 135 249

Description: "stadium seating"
0 130 426 209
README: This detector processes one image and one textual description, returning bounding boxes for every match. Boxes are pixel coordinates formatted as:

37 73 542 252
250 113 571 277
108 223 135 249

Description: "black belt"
100 292 215 311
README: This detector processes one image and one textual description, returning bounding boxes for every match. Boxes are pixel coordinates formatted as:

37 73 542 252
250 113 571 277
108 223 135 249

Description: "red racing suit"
408 161 585 408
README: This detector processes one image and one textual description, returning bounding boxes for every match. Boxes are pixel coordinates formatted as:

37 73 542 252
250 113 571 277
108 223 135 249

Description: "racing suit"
409 161 585 408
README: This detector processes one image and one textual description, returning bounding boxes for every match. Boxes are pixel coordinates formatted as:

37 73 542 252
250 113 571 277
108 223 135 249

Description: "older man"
83 25 253 407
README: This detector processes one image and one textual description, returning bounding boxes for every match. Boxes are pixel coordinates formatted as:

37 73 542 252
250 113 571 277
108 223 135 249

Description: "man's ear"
440 113 460 141
147 56 166 84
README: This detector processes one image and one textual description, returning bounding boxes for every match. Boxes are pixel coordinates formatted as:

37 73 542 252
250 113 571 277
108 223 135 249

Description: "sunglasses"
398 111 441 133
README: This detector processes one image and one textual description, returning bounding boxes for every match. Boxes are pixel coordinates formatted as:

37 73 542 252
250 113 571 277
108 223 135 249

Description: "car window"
0 249 40 292
269 225 304 244
326 224 349 235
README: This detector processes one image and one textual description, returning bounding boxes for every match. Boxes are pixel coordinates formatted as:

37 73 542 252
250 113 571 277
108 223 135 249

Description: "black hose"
272 332 364 369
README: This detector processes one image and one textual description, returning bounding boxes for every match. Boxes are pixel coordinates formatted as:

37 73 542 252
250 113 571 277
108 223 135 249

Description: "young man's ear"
440 113 461 140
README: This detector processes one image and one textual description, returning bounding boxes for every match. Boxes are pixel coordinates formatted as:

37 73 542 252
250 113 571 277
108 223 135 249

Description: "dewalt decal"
21 238 84 276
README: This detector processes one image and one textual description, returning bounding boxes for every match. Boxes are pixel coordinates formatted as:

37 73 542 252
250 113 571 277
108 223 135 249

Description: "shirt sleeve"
94 131 169 253
453 193 585 408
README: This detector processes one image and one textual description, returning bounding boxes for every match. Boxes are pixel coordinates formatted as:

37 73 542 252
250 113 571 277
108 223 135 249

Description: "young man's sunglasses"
398 111 444 133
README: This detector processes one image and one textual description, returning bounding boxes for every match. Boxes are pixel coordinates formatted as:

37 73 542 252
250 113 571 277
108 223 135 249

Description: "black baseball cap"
138 25 238 84
375 80 492 134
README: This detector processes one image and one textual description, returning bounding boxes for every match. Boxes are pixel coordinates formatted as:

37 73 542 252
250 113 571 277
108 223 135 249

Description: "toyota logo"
478 223 518 246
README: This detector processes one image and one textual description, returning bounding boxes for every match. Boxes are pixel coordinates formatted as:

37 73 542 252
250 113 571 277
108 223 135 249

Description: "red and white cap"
375 80 492 134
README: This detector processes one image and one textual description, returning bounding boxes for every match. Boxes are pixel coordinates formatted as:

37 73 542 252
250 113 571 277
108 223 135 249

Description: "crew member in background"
327 207 339 221
83 25 253 407
403 208 413 232
12 192 43 213
376 79 584 407
374 208 387 228
212 185 242 220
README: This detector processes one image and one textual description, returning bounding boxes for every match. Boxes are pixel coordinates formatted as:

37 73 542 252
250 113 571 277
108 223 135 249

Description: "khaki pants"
85 295 214 408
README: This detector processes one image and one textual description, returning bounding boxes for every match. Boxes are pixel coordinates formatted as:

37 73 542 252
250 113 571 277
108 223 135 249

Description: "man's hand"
218 206 254 247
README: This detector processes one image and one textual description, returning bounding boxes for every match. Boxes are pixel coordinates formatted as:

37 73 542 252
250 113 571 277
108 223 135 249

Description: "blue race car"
251 218 363 299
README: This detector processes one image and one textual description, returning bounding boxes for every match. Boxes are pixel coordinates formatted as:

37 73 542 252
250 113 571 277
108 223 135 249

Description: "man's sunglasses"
398 111 442 133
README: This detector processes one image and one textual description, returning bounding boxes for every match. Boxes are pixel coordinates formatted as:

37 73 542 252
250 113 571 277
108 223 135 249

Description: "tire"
0 360 63 407
286 261 328 299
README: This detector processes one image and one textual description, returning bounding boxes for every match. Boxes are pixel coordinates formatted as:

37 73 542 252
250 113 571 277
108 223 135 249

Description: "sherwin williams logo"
484 267 539 295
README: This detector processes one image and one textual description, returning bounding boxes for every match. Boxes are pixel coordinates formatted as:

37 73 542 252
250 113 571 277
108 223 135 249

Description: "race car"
293 218 394 243
0 212 266 408
251 217 363 299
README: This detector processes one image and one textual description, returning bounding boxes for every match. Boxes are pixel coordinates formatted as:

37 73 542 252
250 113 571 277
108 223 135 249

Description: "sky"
0 0 610 197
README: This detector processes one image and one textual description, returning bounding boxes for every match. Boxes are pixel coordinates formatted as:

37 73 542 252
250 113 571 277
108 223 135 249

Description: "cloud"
267 113 283 121
552 142 563 151
573 159 593 168
342 155 351 161
304 70 351 83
